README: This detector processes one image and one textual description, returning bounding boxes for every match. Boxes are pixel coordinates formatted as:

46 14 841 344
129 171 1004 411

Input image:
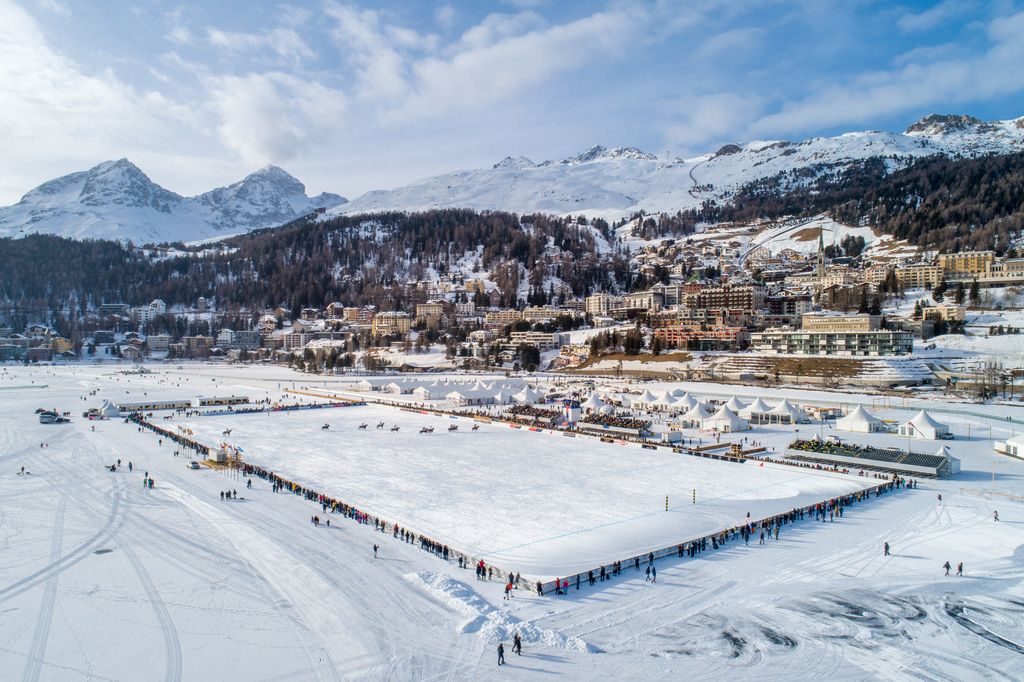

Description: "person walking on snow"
956 562 963 576
651 565 657 583
513 633 522 656
504 582 513 600
645 566 651 582
373 544 378 558
943 561 951 576
994 510 999 521
497 643 505 666
884 542 890 556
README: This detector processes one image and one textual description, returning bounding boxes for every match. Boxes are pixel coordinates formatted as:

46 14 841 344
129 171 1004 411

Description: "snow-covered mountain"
0 160 347 243
331 114 1024 220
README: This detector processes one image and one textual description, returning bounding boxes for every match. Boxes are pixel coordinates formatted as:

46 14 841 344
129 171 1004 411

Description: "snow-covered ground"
181 404 874 579
3 364 1024 680
742 215 882 259
327 116 1024 221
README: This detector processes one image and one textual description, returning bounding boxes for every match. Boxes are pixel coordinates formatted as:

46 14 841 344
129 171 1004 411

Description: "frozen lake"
183 404 875 577
4 364 1024 680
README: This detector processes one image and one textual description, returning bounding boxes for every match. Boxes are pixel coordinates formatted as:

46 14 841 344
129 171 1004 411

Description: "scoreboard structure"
562 399 581 423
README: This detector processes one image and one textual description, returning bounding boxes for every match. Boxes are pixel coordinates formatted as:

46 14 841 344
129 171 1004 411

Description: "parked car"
187 461 200 470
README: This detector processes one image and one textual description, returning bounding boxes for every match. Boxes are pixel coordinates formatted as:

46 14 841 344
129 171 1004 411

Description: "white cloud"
163 7 193 45
167 25 192 45
434 4 456 29
663 93 763 154
693 26 763 61
891 42 960 67
454 11 545 50
205 72 348 165
898 0 976 32
500 0 547 7
206 26 315 64
0 0 209 202
751 10 1024 135
404 7 640 119
325 3 411 101
279 4 312 28
322 2 643 122
35 0 69 16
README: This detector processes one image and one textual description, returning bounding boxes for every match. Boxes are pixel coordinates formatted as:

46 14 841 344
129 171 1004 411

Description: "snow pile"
406 571 598 653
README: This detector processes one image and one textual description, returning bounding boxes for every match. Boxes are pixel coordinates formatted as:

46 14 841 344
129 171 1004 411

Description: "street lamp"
905 420 921 455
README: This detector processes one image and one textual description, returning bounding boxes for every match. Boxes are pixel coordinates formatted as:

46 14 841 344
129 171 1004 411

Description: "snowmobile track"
121 543 183 682
21 499 66 682
0 478 123 603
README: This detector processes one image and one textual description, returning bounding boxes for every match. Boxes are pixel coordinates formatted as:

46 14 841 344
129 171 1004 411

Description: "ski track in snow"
21 498 65 682
0 456 125 604
119 543 183 682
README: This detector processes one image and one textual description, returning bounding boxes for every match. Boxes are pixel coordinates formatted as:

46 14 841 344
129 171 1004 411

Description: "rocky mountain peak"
905 114 985 135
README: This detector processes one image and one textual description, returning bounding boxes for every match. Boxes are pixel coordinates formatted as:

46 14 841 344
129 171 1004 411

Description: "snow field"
181 404 875 579
4 365 1024 680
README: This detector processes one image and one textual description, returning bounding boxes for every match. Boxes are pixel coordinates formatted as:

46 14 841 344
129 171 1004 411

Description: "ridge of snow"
330 113 1024 221
406 571 598 652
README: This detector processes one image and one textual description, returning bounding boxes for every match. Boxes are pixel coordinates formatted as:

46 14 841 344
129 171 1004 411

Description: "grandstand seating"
787 438 951 476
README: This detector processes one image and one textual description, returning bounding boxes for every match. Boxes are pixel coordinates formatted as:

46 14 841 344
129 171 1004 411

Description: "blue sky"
1 0 1023 203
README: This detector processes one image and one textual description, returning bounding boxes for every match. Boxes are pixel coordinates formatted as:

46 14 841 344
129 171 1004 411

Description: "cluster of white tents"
629 391 809 426
354 377 546 407
702 405 748 432
577 390 749 433
629 388 695 412
444 381 544 407
624 390 953 440
834 405 950 440
677 402 749 432
580 393 617 416
679 400 711 427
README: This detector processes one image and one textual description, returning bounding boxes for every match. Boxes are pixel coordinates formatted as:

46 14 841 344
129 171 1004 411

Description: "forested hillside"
637 152 1024 253
0 210 628 317
4 152 1023 325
